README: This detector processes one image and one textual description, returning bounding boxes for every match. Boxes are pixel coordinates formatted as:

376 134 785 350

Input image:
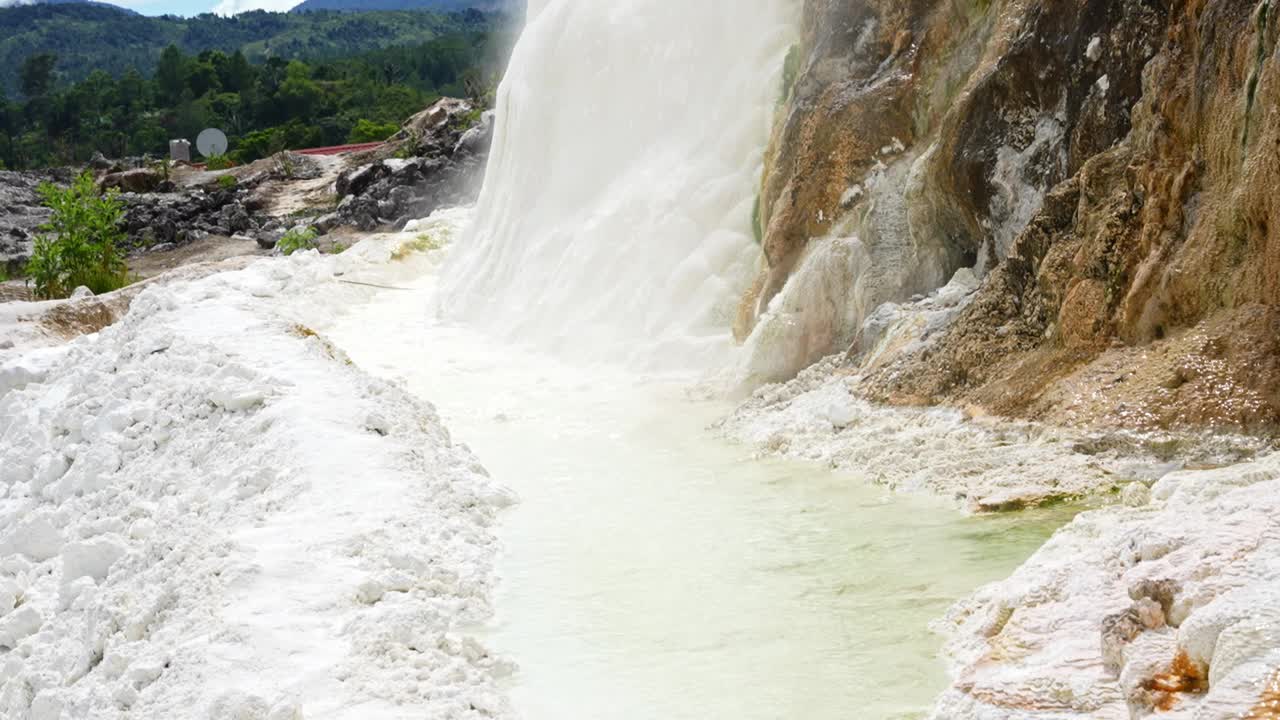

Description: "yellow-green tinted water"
332 276 1074 720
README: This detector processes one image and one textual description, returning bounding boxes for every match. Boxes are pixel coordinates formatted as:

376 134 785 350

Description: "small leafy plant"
277 227 318 256
216 174 238 190
25 172 130 299
205 154 234 171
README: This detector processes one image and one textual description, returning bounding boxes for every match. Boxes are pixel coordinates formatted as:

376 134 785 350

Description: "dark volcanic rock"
0 169 74 273
118 188 253 252
331 98 494 232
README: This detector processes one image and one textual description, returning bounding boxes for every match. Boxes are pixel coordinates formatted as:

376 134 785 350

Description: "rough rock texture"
333 98 494 232
860 0 1280 435
98 168 169 195
732 5 1280 714
0 168 261 269
742 0 1280 436
0 237 512 719
739 0 1164 378
118 189 254 253
720 351 1264 512
0 170 73 274
929 453 1280 719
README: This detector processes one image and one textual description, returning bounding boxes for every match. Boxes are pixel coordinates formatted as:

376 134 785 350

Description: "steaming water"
440 0 796 372
333 266 1070 719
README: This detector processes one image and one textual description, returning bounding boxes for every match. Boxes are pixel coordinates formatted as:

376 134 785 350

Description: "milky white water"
440 0 795 372
330 260 1072 720
346 0 1069 715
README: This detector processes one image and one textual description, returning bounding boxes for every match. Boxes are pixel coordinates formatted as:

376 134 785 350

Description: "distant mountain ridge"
290 0 518 13
0 0 134 12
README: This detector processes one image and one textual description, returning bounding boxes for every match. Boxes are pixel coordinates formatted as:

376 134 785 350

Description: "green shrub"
25 172 130 299
216 174 238 190
277 227 318 256
348 119 399 144
206 154 234 171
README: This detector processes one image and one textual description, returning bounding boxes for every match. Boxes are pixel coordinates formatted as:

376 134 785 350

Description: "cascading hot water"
440 0 798 372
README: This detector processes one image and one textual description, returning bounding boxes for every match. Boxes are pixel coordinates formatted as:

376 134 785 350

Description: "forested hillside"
0 3 503 94
291 0 515 12
0 23 512 169
0 0 134 11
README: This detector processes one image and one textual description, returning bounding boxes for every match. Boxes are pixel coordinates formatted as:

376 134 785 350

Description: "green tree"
156 45 189 105
221 50 255 94
20 53 57 98
0 11 512 170
207 92 248 134
0 89 14 168
347 118 398 143
187 60 222 98
276 60 321 118
25 172 129 299
130 116 168 156
118 68 150 112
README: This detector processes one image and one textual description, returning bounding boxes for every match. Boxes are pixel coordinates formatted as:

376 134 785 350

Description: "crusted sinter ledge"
929 453 1280 719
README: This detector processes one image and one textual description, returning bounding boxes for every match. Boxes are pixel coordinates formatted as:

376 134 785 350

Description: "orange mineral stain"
1245 668 1280 719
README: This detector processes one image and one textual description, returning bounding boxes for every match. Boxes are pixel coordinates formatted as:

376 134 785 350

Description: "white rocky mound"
721 357 1182 512
0 236 513 719
931 454 1280 719
725 349 1280 717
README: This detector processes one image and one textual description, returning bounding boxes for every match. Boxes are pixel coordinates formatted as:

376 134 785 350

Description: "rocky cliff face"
739 2 1280 715
744 0 1280 436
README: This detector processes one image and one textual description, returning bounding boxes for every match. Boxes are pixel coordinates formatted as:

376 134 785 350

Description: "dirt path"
128 234 268 281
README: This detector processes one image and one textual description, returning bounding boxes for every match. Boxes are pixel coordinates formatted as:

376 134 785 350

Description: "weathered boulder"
99 168 165 194
331 98 494 233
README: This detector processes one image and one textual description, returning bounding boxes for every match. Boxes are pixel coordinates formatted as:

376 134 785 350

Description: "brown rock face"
749 0 1280 433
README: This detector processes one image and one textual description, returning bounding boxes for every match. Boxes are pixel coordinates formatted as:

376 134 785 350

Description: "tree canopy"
0 4 507 96
0 25 512 169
